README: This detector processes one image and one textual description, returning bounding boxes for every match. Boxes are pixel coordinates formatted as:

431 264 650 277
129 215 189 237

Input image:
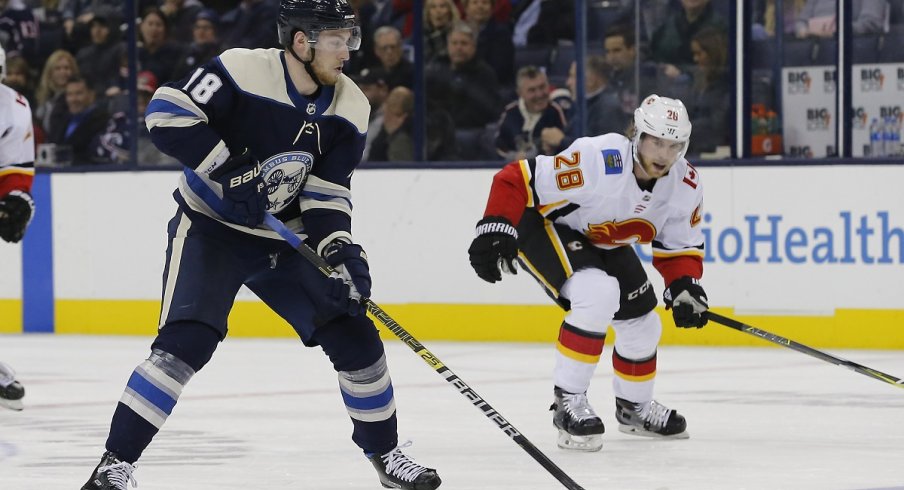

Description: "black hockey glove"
468 216 518 283
208 149 268 228
664 276 709 328
323 239 372 316
0 191 35 243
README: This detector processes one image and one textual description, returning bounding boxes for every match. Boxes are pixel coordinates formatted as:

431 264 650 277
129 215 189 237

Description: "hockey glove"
208 149 268 228
664 276 709 328
468 216 518 283
323 239 372 316
0 191 35 243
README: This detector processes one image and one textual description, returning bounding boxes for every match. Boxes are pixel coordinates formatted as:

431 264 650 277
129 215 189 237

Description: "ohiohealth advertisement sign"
634 165 903 313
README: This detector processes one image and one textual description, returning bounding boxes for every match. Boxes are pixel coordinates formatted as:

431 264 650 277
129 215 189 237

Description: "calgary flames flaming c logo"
586 219 657 246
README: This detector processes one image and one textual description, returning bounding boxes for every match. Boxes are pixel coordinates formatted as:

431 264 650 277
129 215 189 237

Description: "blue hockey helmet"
277 0 361 51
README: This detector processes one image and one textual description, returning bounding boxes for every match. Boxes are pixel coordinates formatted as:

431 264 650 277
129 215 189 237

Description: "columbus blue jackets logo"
601 149 623 175
260 151 314 212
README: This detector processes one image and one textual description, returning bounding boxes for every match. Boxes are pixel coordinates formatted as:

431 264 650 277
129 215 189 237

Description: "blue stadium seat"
783 38 817 66
750 40 775 70
879 28 904 62
813 38 837 65
549 42 576 80
513 45 553 73
852 35 880 63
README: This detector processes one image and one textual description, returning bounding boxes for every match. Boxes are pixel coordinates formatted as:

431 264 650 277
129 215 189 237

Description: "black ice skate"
615 397 689 439
0 362 24 411
81 451 138 490
367 441 441 489
550 387 605 451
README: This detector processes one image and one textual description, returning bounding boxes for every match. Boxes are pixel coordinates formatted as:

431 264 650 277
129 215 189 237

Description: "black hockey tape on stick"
261 214 587 490
708 312 904 389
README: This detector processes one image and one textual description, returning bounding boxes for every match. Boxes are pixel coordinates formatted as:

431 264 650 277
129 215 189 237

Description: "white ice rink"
1 334 902 490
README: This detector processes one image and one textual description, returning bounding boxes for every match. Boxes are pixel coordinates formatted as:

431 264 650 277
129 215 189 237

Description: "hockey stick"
708 312 904 389
262 214 587 490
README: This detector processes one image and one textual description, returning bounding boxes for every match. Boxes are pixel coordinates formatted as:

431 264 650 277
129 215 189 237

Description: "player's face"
636 134 685 178
311 29 353 85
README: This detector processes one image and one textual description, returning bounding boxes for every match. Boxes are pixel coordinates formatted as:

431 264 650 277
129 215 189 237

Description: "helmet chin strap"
288 41 324 89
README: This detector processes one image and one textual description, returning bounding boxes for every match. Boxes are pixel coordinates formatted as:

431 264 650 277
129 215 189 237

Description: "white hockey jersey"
484 133 705 283
0 83 35 196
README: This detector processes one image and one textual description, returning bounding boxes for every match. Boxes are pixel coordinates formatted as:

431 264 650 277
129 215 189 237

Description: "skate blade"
0 398 24 411
556 430 603 451
617 424 689 439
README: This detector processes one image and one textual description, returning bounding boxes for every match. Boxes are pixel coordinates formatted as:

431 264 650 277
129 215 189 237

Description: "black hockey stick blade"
262 215 587 490
708 312 904 389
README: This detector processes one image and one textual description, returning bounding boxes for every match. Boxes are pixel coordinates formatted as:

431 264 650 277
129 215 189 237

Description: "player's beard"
311 62 341 86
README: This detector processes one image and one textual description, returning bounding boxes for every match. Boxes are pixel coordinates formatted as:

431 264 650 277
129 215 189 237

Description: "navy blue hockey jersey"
145 48 370 254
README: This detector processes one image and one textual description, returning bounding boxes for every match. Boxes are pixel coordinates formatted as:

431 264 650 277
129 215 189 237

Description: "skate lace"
562 392 599 422
98 461 138 489
381 441 428 482
639 400 671 430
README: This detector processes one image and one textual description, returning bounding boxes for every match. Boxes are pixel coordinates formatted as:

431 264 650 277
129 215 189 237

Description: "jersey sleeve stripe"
302 175 352 200
519 158 537 208
299 198 352 215
651 248 704 258
0 166 35 177
316 230 354 255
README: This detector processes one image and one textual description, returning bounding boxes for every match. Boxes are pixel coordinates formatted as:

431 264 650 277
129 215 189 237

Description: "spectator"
61 0 121 51
649 0 727 73
463 0 514 84
1 53 34 105
685 26 730 156
75 15 125 98
35 49 78 132
138 7 184 86
352 67 390 161
541 55 623 154
171 8 222 81
425 20 501 130
0 0 39 66
495 65 566 160
370 25 412 89
92 70 168 165
604 24 660 126
795 0 886 37
369 86 415 162
47 75 109 164
220 0 279 49
160 0 203 44
423 0 460 65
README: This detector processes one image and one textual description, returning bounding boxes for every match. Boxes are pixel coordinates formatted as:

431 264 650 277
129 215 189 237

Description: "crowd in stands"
1 0 902 165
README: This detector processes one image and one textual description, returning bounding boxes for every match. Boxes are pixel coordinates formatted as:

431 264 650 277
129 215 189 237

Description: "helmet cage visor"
305 26 362 52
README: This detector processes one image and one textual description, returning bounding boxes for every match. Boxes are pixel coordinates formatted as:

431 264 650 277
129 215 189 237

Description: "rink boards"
1 165 902 348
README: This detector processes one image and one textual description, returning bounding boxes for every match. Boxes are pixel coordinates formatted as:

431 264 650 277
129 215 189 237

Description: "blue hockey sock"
339 353 398 455
106 349 195 462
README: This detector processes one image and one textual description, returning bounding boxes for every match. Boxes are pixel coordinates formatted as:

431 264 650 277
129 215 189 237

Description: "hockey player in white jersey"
469 95 708 451
80 1 440 489
0 42 34 411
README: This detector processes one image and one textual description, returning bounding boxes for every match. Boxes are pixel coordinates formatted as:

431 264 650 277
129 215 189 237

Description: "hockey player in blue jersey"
80 1 441 489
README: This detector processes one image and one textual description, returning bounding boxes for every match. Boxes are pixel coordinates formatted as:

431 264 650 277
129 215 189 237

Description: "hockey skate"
550 387 605 451
81 451 138 490
615 397 689 439
367 441 441 489
0 361 24 411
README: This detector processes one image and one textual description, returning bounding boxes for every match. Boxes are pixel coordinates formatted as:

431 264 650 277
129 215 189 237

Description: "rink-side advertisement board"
3 168 904 347
782 63 904 157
